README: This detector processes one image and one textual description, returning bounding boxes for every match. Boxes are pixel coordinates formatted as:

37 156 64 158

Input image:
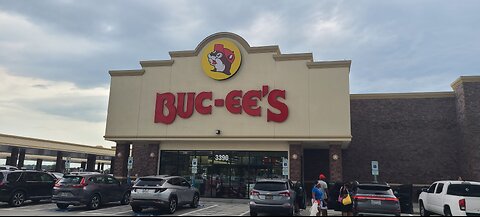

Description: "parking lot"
0 200 251 216
0 200 420 216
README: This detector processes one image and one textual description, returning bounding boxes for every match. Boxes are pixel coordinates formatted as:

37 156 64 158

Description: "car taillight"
54 183 62 188
72 178 88 188
250 190 260 196
354 196 399 202
0 182 4 187
459 199 466 211
279 191 291 198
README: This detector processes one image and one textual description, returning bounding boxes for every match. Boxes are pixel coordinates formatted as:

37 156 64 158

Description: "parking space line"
81 205 128 213
110 210 133 215
239 211 250 216
178 205 219 216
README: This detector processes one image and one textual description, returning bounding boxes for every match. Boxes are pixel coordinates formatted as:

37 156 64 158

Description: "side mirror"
421 188 428 193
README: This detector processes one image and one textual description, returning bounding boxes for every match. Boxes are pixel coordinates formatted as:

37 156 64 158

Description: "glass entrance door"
159 150 288 199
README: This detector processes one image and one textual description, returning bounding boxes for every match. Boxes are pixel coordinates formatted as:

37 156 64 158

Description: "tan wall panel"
309 67 351 136
105 76 142 136
137 66 171 137
105 33 351 142
160 141 289 152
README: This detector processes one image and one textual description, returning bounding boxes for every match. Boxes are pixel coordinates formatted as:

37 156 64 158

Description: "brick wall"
455 82 480 180
132 144 160 177
113 143 130 178
329 145 343 182
346 97 462 184
289 144 303 182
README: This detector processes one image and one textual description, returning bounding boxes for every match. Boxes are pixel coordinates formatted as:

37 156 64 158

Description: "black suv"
0 170 56 207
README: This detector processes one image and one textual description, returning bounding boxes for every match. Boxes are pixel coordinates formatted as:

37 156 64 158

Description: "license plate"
142 189 154 193
371 200 382 206
265 195 273 200
60 192 70 197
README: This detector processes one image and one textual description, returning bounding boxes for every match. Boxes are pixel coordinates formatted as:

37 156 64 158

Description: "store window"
159 150 288 199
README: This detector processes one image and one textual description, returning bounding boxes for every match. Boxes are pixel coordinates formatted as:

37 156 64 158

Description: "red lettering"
267 90 289 123
195 92 212 114
155 93 176 124
242 90 262 116
226 90 243 114
176 93 195 119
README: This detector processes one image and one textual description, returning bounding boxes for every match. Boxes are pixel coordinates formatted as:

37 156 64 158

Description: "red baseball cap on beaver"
319 174 326 180
214 44 235 63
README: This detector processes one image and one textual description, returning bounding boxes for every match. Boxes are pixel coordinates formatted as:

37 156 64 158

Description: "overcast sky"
0 0 479 148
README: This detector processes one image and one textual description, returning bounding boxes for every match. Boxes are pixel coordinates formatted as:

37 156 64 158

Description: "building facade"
105 32 480 198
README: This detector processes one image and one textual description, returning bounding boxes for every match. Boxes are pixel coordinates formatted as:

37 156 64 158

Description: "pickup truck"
419 181 480 216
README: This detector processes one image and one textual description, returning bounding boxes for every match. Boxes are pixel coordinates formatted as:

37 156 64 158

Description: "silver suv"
249 179 297 216
130 175 200 214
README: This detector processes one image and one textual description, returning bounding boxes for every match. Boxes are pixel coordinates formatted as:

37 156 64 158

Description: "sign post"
371 161 379 183
282 158 289 178
65 157 71 174
127 157 133 185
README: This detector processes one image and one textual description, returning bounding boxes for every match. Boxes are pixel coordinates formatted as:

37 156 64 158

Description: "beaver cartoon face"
208 44 235 75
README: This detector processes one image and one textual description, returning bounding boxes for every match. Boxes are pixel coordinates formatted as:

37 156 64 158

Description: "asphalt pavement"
0 199 420 216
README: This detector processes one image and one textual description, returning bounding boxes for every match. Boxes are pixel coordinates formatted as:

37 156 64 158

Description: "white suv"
419 181 480 216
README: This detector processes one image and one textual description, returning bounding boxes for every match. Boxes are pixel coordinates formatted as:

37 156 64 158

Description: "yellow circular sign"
201 39 242 81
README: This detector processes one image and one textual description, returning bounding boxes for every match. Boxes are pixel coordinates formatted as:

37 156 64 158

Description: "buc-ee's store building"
106 32 480 198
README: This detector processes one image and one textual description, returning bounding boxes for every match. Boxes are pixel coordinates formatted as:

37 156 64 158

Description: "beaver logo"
201 39 242 81
208 44 235 75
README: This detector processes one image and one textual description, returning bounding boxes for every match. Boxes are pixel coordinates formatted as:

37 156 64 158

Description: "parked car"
352 182 401 216
130 175 200 214
419 181 480 216
249 179 297 216
0 166 18 171
0 170 56 207
52 174 131 210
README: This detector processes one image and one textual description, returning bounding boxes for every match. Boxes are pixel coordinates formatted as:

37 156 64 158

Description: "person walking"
339 182 354 216
318 174 329 216
311 181 324 216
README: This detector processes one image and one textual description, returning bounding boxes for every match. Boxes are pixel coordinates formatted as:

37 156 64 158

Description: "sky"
0 0 479 148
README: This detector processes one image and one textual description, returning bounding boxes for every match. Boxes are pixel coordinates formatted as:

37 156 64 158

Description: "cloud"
0 68 112 147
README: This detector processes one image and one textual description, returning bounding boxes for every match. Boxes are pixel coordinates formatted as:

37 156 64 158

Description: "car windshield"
135 178 166 187
356 185 394 196
447 184 480 197
254 182 287 191
60 176 83 184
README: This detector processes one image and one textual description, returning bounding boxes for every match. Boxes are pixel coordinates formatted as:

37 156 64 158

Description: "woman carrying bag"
310 181 324 216
338 182 353 216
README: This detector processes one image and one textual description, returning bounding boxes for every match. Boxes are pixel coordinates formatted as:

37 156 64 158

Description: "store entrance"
159 150 288 199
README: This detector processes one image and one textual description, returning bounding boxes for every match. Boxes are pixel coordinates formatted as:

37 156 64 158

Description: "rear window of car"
254 182 288 191
357 185 394 196
60 176 83 184
136 178 166 187
447 184 480 197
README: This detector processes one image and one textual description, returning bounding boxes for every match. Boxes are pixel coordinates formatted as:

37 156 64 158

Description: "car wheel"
288 207 295 216
168 197 177 214
9 191 26 207
87 194 101 210
190 194 199 208
121 192 131 205
57 203 69 210
131 206 142 213
444 206 452 216
419 202 430 216
250 210 258 216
